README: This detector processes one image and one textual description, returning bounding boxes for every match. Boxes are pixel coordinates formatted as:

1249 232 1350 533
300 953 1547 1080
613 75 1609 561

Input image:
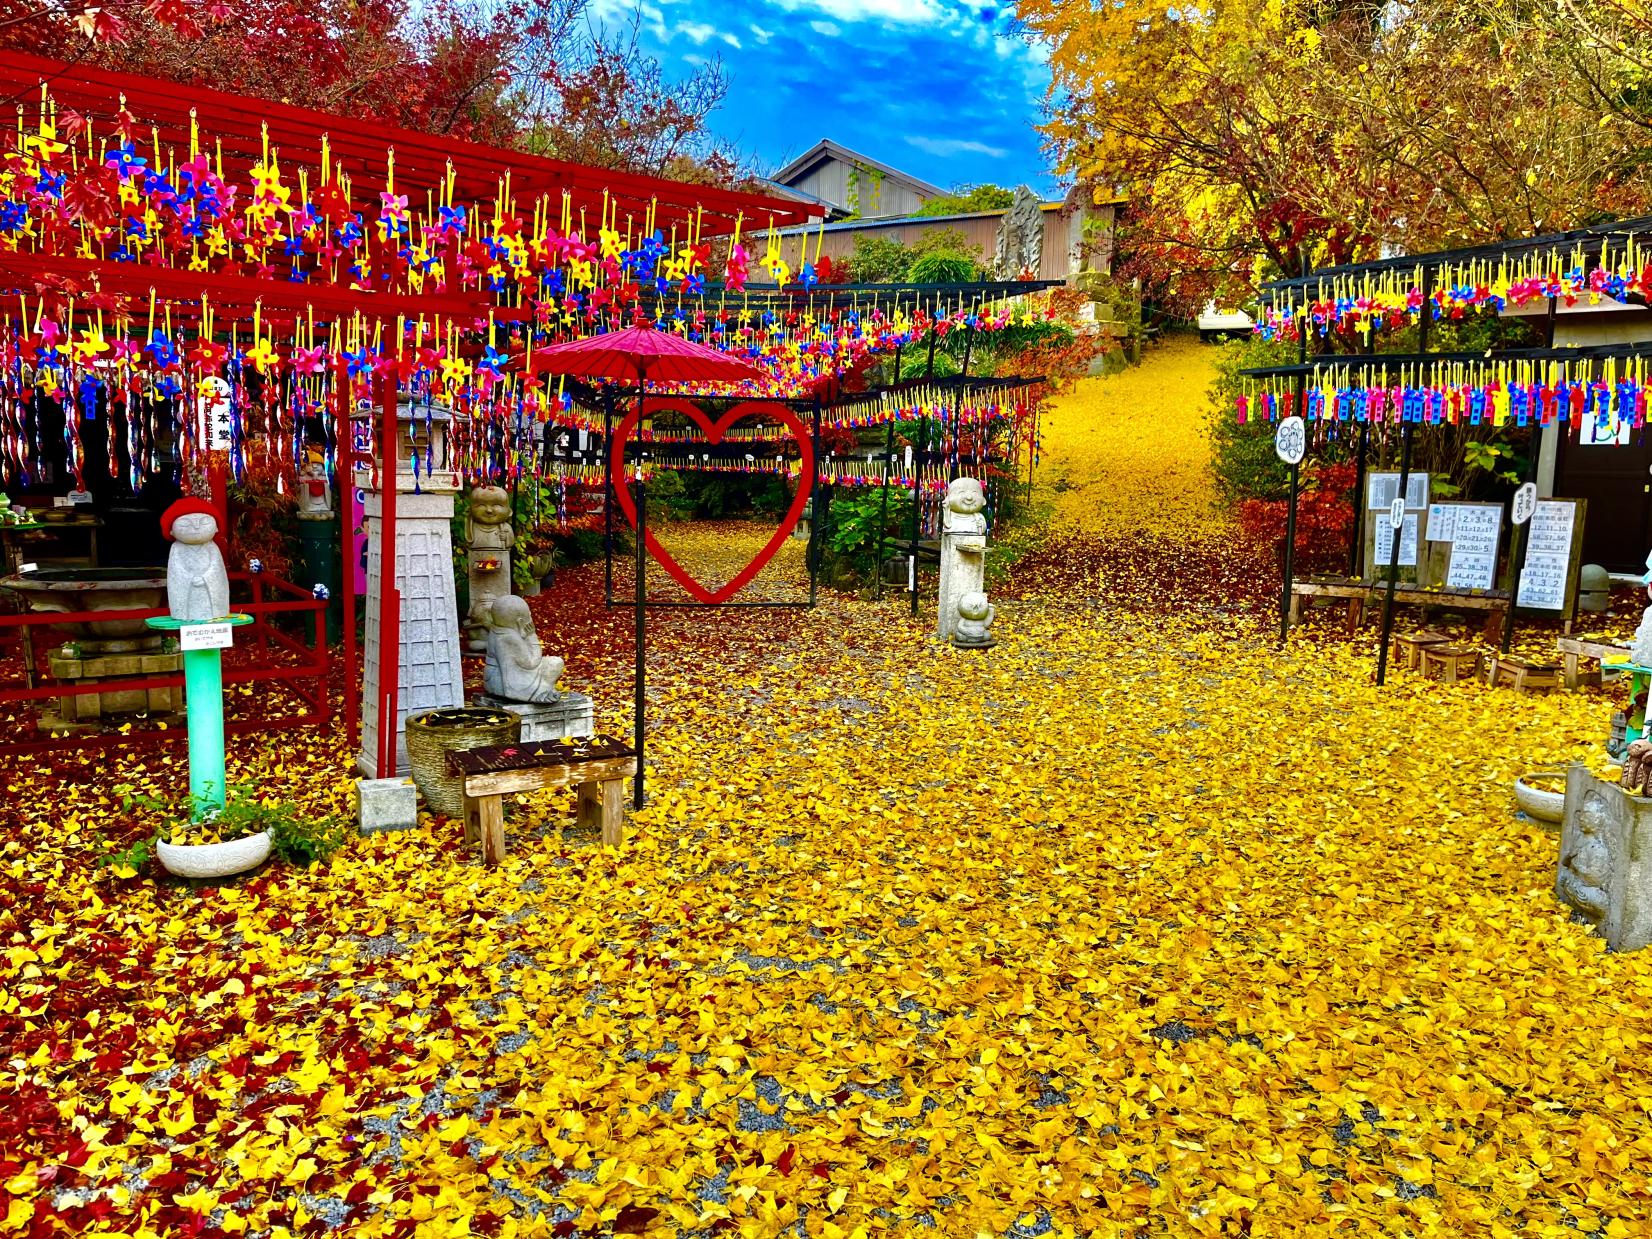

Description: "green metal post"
182 646 227 817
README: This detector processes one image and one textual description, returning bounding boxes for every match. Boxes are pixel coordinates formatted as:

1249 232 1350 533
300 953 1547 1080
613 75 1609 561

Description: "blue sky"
592 0 1058 196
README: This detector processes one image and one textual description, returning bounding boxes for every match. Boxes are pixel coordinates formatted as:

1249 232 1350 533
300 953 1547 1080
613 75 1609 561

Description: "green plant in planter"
122 785 351 867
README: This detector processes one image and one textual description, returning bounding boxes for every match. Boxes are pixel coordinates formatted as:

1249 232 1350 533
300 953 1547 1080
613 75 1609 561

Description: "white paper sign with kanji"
196 378 233 452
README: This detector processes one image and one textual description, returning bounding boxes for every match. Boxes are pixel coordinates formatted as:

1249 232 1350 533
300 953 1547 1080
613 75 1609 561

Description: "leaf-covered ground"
4 334 1650 1238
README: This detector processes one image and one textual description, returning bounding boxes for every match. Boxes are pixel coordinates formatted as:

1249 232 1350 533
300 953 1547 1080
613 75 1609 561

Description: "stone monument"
163 498 229 621
937 477 988 642
953 590 996 649
464 485 514 652
994 185 1044 280
471 594 595 741
357 399 465 778
1556 765 1652 952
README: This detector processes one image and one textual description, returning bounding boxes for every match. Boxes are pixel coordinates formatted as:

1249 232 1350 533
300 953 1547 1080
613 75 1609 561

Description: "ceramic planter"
157 830 272 878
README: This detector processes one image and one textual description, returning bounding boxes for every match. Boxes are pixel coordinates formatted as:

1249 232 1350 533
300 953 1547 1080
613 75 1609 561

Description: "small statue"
942 477 988 536
953 591 996 648
296 460 334 521
162 497 230 622
1557 790 1613 927
465 486 515 651
1625 740 1652 795
482 595 564 703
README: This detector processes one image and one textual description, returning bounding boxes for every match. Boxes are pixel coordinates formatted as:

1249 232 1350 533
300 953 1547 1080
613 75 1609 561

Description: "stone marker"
994 185 1044 279
1556 765 1652 951
357 775 419 833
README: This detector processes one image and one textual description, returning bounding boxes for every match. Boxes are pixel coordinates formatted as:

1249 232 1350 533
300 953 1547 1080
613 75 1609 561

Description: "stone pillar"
1557 765 1652 952
937 529 987 641
357 489 464 776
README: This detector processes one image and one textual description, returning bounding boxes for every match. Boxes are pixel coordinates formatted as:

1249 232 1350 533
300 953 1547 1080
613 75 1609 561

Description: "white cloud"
809 18 842 35
720 30 742 47
749 23 774 42
769 0 939 22
678 20 717 43
683 53 709 66
905 136 1009 159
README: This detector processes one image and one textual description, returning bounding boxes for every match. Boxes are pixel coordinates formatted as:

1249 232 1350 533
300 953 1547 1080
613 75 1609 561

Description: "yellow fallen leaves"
3 339 1652 1236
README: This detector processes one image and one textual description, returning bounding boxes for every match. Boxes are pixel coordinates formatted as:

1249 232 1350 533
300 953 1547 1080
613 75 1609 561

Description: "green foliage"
914 184 1016 216
909 252 980 284
1205 333 1300 505
122 784 351 871
845 234 911 282
820 489 906 582
899 351 962 381
1464 439 1523 487
96 835 153 873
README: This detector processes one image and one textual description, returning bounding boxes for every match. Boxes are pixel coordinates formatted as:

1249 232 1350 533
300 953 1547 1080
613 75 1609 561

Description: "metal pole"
603 391 614 604
1375 270 1431 686
1348 423 1369 578
876 418 894 601
632 381 646 810
1279 250 1310 641
808 397 821 607
1501 295 1559 652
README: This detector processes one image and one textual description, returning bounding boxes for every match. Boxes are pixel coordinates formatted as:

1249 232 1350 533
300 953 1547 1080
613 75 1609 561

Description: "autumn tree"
1018 0 1652 311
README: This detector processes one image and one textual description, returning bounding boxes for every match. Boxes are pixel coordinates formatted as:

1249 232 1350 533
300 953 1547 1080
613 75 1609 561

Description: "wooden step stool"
1390 630 1451 672
1420 645 1481 684
448 735 638 864
1484 655 1561 694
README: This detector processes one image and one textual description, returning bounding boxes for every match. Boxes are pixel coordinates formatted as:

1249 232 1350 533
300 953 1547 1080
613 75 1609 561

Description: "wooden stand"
1483 654 1560 694
1420 645 1482 684
1556 636 1630 690
1290 578 1508 641
449 735 638 864
1389 630 1450 672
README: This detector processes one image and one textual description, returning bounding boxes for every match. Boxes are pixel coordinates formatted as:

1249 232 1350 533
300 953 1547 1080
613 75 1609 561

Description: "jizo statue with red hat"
162 497 230 622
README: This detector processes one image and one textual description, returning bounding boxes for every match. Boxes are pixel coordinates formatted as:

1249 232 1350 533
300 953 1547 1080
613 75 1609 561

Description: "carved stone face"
947 478 985 515
470 487 511 527
170 512 219 545
958 591 991 622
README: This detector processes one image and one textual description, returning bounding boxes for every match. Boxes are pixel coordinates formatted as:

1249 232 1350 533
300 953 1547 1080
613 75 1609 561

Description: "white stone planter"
157 830 272 878
1514 772 1566 825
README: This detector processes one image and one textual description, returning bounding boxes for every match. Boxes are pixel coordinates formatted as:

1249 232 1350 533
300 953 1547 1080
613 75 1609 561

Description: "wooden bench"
448 735 638 864
1290 578 1510 641
1483 654 1561 694
1420 644 1481 684
1556 636 1631 690
1389 629 1450 672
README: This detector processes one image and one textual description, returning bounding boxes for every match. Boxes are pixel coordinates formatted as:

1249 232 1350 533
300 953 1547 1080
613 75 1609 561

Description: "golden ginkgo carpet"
3 335 1649 1238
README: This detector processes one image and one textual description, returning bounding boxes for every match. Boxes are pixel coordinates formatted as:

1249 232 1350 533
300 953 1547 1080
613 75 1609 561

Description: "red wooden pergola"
0 52 823 772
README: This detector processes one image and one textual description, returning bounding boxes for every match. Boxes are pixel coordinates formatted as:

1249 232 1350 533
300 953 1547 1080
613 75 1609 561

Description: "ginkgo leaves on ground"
4 338 1650 1238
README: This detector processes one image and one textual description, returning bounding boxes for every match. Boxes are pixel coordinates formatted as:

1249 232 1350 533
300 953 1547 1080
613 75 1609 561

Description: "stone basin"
0 566 168 652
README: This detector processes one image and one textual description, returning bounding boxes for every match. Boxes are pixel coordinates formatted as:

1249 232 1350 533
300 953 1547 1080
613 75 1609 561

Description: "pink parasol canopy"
531 323 764 385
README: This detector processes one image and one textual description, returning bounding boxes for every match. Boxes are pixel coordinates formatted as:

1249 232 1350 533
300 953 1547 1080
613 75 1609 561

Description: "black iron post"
1348 423 1369 578
1279 251 1311 642
876 418 894 601
1500 294 1559 652
1375 269 1431 686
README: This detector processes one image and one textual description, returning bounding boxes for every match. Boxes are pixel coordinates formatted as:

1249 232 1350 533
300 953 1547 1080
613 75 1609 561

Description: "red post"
335 367 359 751
376 375 400 778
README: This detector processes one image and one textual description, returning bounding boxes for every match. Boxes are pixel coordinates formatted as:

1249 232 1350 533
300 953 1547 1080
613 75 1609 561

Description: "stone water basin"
0 566 169 652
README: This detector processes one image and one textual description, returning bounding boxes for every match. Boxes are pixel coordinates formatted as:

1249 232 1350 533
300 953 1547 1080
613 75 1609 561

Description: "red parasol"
531 323 764 386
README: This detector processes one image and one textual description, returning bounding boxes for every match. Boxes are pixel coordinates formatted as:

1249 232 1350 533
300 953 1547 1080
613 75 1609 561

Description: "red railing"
0 570 331 755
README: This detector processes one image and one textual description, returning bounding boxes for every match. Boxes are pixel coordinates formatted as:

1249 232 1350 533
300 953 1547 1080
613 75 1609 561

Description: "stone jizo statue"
953 591 996 648
162 497 230 622
943 477 988 536
482 595 564 703
1558 788 1613 929
465 486 515 651
296 460 334 521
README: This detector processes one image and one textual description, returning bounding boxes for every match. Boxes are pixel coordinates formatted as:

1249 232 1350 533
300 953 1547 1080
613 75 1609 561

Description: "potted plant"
126 786 351 878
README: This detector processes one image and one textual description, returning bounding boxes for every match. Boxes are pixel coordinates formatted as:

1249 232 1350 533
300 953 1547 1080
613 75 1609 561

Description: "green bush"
845 234 910 282
909 252 980 284
914 184 1015 216
1206 334 1299 504
820 489 906 582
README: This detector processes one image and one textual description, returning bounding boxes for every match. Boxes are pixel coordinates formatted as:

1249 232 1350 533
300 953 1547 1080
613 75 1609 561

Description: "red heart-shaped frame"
610 398 814 604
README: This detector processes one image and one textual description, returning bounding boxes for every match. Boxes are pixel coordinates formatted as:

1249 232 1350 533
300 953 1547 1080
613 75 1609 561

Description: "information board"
1362 472 1431 582
1516 498 1586 616
1443 504 1503 591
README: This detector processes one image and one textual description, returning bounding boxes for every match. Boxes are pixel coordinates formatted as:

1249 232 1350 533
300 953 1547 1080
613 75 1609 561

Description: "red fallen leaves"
612 1204 660 1234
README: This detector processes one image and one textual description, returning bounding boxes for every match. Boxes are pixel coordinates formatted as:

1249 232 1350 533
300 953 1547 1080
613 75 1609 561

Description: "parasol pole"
633 357 647 809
